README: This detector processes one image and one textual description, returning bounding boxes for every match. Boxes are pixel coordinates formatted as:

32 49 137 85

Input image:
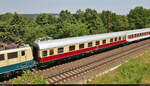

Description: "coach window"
142 33 144 35
79 44 84 49
69 45 75 51
119 37 121 40
134 34 136 37
128 35 131 39
42 50 47 57
95 41 100 45
0 54 4 61
49 49 54 55
58 47 64 54
115 37 117 41
110 38 113 42
21 51 25 56
88 42 92 47
123 36 125 40
8 52 18 59
103 40 106 44
132 35 134 38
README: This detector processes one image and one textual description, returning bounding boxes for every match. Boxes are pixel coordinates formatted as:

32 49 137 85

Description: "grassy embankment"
12 70 47 84
88 49 150 84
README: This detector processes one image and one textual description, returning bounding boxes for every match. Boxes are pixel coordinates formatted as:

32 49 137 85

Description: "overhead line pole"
107 10 110 33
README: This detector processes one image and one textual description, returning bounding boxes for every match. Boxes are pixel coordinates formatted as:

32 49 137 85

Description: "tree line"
0 6 150 45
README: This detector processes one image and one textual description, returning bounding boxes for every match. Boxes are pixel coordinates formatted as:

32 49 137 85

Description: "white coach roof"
33 31 127 50
33 28 150 50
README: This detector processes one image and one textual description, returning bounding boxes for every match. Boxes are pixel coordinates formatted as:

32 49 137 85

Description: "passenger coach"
127 28 150 42
33 31 127 64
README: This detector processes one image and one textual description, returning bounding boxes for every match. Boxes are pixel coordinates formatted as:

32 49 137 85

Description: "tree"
0 12 13 22
84 8 107 34
113 15 129 31
23 26 47 45
74 9 85 22
57 21 89 38
35 13 57 26
128 6 149 29
59 10 76 24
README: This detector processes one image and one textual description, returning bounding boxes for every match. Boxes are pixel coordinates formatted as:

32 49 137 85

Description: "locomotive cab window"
0 54 4 61
88 42 92 47
42 50 47 57
79 44 84 49
8 52 18 59
103 40 106 44
58 47 64 54
21 51 25 56
96 41 100 45
69 45 75 51
49 49 54 55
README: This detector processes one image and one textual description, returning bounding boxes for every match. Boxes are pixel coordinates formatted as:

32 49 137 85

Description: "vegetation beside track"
87 49 150 84
12 70 47 84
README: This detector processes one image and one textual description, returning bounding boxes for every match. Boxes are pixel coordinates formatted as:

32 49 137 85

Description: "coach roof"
34 28 150 50
33 31 127 50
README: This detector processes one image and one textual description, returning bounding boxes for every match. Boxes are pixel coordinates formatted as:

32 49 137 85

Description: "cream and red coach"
33 31 127 64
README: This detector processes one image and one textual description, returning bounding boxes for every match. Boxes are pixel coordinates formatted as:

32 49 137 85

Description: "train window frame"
102 39 106 44
115 37 117 41
42 50 47 57
21 51 25 56
69 45 75 51
119 36 121 40
79 43 84 49
123 36 125 40
132 35 134 38
128 35 131 39
49 49 54 55
0 54 4 61
95 41 100 45
88 42 92 47
8 52 18 59
110 38 113 42
142 33 144 35
58 47 64 54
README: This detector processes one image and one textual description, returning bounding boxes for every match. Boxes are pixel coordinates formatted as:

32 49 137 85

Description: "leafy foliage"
12 70 47 84
0 7 150 45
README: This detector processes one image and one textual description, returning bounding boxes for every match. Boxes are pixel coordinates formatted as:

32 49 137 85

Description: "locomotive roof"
0 45 31 54
34 28 150 50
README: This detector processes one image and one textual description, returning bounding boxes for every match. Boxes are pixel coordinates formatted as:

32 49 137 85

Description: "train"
0 28 150 75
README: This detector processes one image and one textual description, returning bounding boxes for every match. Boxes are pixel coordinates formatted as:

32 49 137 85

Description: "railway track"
1 38 150 84
45 39 150 84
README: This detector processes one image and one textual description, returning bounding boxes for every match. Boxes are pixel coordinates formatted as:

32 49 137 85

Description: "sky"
0 0 150 14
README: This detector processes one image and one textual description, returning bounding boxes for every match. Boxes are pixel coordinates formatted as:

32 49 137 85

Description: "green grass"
88 49 150 84
12 70 47 84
